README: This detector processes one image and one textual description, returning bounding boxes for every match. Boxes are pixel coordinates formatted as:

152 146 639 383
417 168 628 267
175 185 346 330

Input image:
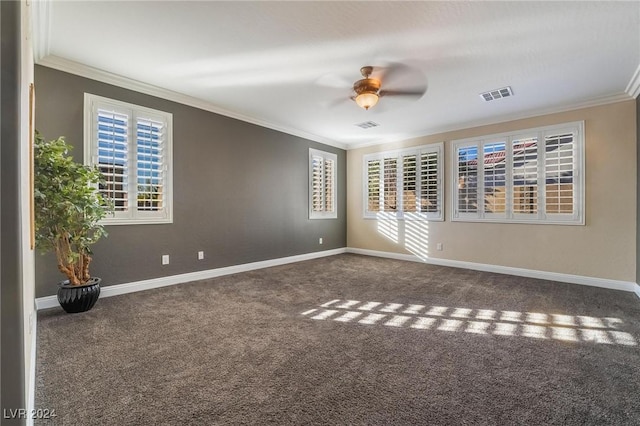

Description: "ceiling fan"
350 65 426 111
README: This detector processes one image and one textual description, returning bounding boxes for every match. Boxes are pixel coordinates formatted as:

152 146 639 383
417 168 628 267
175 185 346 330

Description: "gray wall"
637 95 639 285
35 66 346 298
1 1 26 422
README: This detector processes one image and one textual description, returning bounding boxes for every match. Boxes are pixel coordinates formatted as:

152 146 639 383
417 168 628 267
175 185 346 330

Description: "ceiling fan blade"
379 89 425 98
375 62 427 95
375 63 415 85
315 73 353 89
321 96 353 109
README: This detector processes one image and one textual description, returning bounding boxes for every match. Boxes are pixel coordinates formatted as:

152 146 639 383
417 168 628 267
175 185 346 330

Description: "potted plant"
34 131 112 313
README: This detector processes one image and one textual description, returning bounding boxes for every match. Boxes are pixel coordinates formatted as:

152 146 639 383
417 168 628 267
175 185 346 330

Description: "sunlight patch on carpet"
301 300 638 346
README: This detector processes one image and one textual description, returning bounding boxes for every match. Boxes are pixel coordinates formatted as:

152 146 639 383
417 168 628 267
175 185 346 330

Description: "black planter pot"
57 277 101 313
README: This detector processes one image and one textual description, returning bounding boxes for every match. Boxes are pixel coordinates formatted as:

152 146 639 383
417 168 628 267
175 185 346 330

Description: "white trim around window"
450 121 585 225
363 142 444 221
309 148 338 219
84 93 173 225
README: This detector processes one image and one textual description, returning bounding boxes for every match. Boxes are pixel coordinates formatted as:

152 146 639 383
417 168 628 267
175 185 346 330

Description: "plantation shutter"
402 154 417 212
367 159 381 213
383 158 398 212
324 158 334 213
308 149 337 219
456 145 479 216
544 131 575 216
364 143 443 220
451 121 582 224
136 117 165 212
96 109 130 212
85 94 173 224
311 155 324 212
420 150 439 214
512 137 538 215
482 141 507 217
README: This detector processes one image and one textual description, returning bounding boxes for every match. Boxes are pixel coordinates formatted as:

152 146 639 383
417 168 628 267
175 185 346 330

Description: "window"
84 94 173 224
451 121 584 224
364 143 443 220
309 149 337 219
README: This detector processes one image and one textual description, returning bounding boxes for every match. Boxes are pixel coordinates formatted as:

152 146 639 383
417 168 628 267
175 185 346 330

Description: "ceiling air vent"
355 121 379 129
480 86 513 102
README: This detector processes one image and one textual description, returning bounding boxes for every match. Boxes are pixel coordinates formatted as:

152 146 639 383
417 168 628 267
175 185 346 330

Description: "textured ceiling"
37 1 640 148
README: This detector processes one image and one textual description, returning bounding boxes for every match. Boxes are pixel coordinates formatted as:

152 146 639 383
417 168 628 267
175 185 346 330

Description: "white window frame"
309 148 338 219
450 121 584 225
363 142 444 221
84 93 173 225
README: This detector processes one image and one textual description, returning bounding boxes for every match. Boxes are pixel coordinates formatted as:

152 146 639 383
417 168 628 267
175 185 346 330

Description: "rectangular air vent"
480 86 513 102
355 121 379 129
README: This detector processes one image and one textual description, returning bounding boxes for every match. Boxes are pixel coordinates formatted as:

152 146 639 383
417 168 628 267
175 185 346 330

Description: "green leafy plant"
34 131 112 285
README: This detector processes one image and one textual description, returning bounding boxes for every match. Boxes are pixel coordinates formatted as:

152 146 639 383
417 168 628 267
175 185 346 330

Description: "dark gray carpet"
36 254 640 425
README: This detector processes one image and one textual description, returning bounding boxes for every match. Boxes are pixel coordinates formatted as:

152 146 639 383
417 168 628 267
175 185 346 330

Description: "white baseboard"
35 248 347 310
35 246 637 310
26 305 37 426
346 247 638 293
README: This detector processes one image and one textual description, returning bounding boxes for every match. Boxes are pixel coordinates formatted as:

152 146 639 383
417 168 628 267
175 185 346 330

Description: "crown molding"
36 55 636 152
346 92 633 150
36 55 348 150
31 0 51 63
625 63 640 99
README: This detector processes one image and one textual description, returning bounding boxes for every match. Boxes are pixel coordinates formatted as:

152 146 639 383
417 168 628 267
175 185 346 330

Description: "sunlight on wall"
301 299 638 346
374 212 430 259
376 213 399 244
404 213 430 260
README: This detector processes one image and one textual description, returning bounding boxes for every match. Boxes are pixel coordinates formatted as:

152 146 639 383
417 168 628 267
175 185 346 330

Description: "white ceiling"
36 1 640 149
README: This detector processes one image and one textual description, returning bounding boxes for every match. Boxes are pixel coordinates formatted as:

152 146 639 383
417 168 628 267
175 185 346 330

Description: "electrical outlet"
319 237 323 245
198 251 204 260
162 255 170 265
436 243 443 251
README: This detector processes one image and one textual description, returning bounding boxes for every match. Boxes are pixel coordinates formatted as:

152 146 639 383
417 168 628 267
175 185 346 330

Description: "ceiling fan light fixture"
353 66 381 110
355 92 379 110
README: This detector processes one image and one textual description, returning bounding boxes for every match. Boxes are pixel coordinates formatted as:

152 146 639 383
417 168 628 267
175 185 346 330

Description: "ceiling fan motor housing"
353 77 381 95
353 66 380 96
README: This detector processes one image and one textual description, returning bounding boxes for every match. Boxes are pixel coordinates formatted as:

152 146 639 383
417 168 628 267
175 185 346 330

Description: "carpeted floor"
36 254 640 425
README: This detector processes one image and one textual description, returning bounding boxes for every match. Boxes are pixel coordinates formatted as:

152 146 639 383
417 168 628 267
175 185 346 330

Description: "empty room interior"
3 1 640 424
